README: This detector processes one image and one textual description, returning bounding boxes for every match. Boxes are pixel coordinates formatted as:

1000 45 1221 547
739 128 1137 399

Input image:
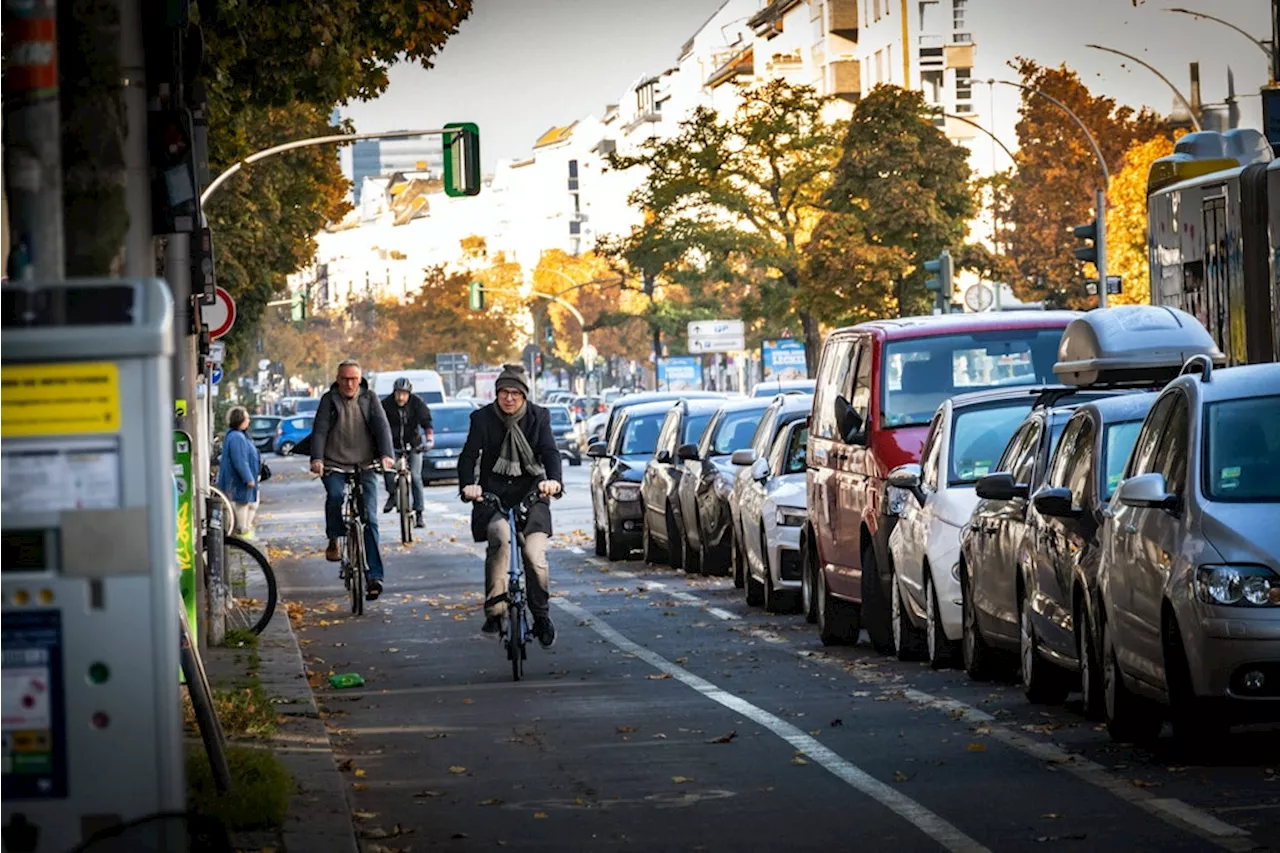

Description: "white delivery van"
369 369 447 404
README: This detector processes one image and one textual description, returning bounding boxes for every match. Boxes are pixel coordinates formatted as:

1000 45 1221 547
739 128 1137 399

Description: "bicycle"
203 487 278 635
475 490 546 682
328 463 381 616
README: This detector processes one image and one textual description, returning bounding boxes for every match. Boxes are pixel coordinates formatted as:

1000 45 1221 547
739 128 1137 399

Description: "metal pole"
1163 7 1274 68
1086 45 1202 131
1273 0 1279 83
2 0 64 280
985 79 1111 186
120 0 152 276
1096 188 1108 310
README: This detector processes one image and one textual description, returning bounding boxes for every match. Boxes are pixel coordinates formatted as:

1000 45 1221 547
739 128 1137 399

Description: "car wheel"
801 530 818 624
665 505 684 571
891 564 926 662
761 530 795 614
278 441 295 456
594 519 607 557
962 566 997 681
642 516 660 565
605 522 627 562
817 562 861 646
1102 622 1162 744
745 551 765 607
570 455 582 467
861 541 894 655
1166 616 1228 752
1020 591 1072 704
925 571 957 670
1077 601 1103 720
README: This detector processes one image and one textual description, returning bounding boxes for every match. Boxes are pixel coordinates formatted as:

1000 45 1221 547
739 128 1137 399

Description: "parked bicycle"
475 490 547 681
328 463 381 615
204 487 278 635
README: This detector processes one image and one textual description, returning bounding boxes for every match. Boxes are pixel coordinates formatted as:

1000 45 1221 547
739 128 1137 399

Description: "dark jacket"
381 393 433 451
309 377 395 464
459 401 563 542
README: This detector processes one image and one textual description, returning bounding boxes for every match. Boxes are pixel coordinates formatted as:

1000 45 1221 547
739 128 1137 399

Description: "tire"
398 477 412 545
861 541 894 655
925 572 957 670
962 566 997 681
278 441 295 456
1077 601 1104 720
642 516 661 565
509 613 525 682
665 506 684 571
1103 622 1162 743
801 531 818 624
745 550 765 607
891 566 926 662
348 523 365 616
817 563 861 646
605 522 627 562
570 455 582 467
221 535 278 636
594 520 607 557
1020 592 1072 704
1166 618 1228 751
683 514 703 575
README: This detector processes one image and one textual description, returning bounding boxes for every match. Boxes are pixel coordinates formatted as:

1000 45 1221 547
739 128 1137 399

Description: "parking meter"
2 279 183 852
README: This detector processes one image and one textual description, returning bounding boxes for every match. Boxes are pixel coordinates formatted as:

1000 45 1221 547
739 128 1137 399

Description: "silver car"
1098 358 1280 744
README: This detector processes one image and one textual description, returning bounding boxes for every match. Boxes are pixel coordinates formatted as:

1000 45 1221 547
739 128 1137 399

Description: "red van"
802 311 1079 650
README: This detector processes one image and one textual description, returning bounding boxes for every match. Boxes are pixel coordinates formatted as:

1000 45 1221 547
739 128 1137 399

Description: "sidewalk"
200 566 357 853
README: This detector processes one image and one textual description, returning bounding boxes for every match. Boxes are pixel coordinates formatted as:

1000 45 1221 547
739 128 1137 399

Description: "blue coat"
217 428 260 504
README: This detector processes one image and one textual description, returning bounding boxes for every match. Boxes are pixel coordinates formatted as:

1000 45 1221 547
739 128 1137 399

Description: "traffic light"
291 289 307 322
148 108 198 234
534 351 544 377
1071 190 1108 306
468 280 484 311
544 323 555 349
923 249 953 314
1072 218 1101 267
443 122 481 197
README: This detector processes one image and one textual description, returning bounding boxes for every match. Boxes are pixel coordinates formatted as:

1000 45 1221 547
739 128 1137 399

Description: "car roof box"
1053 306 1225 387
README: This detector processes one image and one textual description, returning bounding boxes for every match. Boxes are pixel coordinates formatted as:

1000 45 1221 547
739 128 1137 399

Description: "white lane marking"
553 597 991 853
706 606 739 621
570 546 586 555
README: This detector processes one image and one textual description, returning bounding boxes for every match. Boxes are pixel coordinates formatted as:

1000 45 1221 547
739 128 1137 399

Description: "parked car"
549 404 583 466
1098 359 1280 744
752 379 815 398
728 393 813 583
884 388 1043 669
421 401 481 483
675 397 772 575
805 310 1079 650
738 416 809 613
590 402 672 560
248 415 282 452
274 414 315 455
639 399 721 567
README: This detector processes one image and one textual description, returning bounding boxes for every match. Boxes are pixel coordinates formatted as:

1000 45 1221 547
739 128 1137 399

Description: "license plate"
434 459 458 469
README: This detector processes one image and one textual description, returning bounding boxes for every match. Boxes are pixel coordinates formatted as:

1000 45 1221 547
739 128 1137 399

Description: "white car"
737 418 809 613
887 389 1041 668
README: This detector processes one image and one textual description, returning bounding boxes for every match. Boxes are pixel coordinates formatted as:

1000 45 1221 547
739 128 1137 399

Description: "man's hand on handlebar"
538 480 562 497
310 459 324 475
462 485 484 502
381 456 395 471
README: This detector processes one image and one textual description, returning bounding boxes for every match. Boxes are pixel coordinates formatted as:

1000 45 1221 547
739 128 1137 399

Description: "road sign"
201 286 236 340
208 341 225 363
436 352 470 372
688 320 745 354
210 366 223 385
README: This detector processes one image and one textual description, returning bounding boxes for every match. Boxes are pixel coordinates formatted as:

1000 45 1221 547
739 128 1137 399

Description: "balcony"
829 59 861 102
829 0 858 39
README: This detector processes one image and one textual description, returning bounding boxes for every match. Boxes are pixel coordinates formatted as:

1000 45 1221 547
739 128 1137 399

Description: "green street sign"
469 280 485 311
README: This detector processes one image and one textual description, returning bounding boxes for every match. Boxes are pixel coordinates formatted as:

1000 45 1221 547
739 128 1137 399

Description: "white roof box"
1053 306 1226 387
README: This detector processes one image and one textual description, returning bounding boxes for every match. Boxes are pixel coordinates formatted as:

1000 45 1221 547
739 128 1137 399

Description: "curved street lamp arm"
932 109 1019 166
1086 44 1202 131
985 79 1110 185
1164 8 1273 62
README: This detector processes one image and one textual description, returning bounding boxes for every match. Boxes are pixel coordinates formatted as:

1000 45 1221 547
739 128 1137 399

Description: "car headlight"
775 507 806 527
714 474 733 499
1195 564 1280 607
609 483 641 502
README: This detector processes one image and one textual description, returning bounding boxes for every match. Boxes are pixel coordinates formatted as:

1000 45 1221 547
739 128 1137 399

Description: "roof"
775 393 814 415
1076 391 1161 424
533 122 578 149
682 397 728 413
614 391 724 408
1170 361 1280 403
715 396 775 414
619 400 681 419
706 45 754 89
832 310 1081 341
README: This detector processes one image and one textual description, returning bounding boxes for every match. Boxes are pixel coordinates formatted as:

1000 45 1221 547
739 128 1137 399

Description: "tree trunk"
60 0 128 276
800 309 821 378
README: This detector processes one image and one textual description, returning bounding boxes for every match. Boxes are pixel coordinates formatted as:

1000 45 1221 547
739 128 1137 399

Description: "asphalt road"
254 454 1279 853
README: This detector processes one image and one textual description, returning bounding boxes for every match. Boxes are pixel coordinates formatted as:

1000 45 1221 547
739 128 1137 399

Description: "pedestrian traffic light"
290 289 307 322
534 351 543 376
443 122 481 198
468 280 484 311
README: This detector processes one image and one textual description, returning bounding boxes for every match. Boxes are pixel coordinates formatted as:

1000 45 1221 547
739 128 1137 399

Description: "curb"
257 596 358 853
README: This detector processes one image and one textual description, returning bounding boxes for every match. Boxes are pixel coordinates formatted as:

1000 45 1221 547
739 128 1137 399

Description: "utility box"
1 279 183 852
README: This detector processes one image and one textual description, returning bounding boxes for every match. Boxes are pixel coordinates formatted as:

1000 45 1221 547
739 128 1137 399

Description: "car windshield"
684 414 713 445
249 417 276 430
712 410 766 455
882 329 1062 427
549 408 572 428
1102 420 1143 499
619 412 666 456
1203 394 1280 502
433 407 472 433
949 402 1033 485
295 398 320 413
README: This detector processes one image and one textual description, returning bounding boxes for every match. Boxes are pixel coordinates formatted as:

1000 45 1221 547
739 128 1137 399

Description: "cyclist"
459 363 562 645
310 359 395 600
381 376 434 528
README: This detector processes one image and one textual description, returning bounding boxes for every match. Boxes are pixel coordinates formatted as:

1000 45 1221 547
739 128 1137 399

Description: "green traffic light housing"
1072 219 1100 264
443 122 481 197
468 280 485 311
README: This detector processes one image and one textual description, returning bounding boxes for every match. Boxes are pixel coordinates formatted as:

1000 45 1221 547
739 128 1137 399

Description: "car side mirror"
887 463 926 506
1033 487 1081 519
751 457 770 482
835 395 864 445
655 449 672 464
1117 473 1177 510
975 472 1028 502
677 443 700 461
587 442 608 458
730 449 757 466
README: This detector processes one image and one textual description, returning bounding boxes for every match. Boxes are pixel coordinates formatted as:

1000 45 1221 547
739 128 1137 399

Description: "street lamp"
1085 44 1202 131
1164 7 1276 72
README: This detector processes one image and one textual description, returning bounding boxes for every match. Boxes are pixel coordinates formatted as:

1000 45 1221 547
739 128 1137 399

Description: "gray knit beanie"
494 363 530 397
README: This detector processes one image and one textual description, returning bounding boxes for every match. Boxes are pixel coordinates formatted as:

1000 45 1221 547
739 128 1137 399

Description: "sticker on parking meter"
0 362 121 437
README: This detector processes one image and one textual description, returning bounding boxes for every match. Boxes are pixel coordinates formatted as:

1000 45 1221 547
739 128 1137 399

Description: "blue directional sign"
211 366 223 385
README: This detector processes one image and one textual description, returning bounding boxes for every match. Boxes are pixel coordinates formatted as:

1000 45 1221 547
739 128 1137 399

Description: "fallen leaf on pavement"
1131 779 1161 789
706 731 737 744
387 648 400 653
355 768 367 777
892 771 912 782
647 673 672 680
463 698 474 705
967 743 987 752
533 812 548 819
353 783 367 792
479 798 504 806
791 754 809 766
616 725 637 734
449 765 467 775
414 790 445 798
352 811 378 820
672 776 693 784
424 732 449 740
1041 813 1062 820
338 759 355 772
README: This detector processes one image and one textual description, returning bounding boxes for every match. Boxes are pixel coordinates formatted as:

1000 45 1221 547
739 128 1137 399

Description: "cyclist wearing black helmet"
381 376 435 527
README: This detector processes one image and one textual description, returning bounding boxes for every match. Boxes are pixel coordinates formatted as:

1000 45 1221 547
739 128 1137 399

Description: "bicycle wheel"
398 475 412 545
508 606 525 681
348 522 365 616
221 535 278 635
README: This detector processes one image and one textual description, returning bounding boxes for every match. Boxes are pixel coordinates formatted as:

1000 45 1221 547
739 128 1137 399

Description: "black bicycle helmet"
393 377 413 393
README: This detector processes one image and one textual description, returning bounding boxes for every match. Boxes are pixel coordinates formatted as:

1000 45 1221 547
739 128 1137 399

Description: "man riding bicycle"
310 359 395 600
459 363 562 646
381 376 434 528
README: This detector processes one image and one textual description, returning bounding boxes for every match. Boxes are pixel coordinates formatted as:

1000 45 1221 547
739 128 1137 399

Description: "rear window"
417 391 444 405
433 407 473 433
882 329 1062 427
949 402 1034 485
295 398 320 413
1102 420 1143 499
619 412 667 456
711 410 766 456
549 408 572 428
1203 394 1280 502
684 414 713 445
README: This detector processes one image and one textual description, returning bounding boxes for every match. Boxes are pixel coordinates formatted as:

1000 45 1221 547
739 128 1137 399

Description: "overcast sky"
336 0 1275 172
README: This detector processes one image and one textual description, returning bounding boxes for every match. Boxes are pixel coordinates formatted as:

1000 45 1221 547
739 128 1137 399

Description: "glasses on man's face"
497 389 523 398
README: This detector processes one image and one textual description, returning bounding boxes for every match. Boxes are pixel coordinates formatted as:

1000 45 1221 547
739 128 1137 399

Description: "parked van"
804 310 1079 651
368 369 447 404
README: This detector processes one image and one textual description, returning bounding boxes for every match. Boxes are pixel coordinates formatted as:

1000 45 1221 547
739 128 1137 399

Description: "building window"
637 82 656 116
953 0 966 29
874 0 881 21
569 220 581 236
568 159 579 192
956 67 972 101
923 69 943 104
955 103 972 113
886 44 892 83
875 49 884 85
954 32 972 43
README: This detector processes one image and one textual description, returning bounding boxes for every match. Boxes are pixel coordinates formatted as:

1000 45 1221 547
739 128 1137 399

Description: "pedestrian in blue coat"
217 406 261 537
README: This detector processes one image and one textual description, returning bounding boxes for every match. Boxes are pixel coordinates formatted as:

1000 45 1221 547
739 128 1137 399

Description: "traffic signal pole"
1095 188 1108 309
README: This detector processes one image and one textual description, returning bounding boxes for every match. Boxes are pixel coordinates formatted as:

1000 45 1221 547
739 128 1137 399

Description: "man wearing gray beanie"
459 363 564 646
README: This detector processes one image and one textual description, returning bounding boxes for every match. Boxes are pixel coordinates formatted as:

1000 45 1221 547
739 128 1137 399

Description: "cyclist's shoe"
325 539 341 562
534 615 557 648
482 614 504 635
414 511 425 529
366 579 383 600
383 496 396 514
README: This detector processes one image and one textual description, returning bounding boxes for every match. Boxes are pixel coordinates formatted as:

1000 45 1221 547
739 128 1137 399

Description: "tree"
1106 133 1178 306
396 263 523 366
808 85 977 320
532 250 650 368
1000 59 1166 308
605 79 842 370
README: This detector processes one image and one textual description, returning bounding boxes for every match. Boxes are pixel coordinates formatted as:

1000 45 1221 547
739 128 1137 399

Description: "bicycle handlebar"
470 489 560 514
323 462 384 475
